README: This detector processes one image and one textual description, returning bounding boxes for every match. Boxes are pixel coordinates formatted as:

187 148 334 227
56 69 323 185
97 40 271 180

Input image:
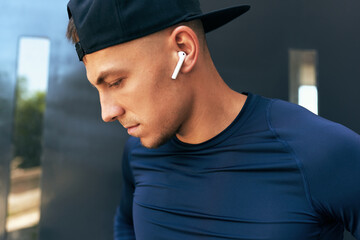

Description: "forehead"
87 30 169 62
84 41 142 80
84 32 168 82
85 40 138 65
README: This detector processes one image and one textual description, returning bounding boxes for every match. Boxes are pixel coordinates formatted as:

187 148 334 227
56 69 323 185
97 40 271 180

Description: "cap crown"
67 0 203 55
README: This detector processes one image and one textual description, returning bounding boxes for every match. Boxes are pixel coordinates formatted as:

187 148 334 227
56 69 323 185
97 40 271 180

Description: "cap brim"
187 5 250 33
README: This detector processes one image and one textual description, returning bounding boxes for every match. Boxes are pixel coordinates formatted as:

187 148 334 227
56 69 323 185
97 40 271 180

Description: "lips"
125 124 140 135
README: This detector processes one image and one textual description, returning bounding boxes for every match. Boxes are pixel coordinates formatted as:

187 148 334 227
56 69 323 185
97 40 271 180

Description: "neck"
176 61 247 144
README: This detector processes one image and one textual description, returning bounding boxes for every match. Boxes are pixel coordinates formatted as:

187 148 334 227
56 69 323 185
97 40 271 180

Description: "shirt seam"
266 99 321 222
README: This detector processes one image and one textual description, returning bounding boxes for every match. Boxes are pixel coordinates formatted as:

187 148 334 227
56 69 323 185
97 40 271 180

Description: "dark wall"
0 0 358 240
203 0 360 134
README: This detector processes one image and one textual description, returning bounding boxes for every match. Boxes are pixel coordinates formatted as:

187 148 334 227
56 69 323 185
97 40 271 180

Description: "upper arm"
269 99 360 238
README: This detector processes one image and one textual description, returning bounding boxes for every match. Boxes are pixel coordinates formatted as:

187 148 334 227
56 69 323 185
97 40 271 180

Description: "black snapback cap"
67 0 250 61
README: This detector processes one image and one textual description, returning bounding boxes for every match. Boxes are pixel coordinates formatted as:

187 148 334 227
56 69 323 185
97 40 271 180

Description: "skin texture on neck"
174 51 247 144
83 22 247 148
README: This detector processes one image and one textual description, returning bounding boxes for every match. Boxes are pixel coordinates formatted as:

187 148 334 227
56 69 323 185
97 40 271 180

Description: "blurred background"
0 0 359 239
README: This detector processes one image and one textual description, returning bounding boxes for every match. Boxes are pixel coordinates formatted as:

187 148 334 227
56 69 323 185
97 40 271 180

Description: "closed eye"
108 78 124 88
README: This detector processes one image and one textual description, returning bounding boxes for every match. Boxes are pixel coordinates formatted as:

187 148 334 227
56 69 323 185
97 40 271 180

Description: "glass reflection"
6 37 50 240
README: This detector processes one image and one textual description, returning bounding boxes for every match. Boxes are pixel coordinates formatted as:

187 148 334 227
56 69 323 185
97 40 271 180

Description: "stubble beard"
140 123 182 149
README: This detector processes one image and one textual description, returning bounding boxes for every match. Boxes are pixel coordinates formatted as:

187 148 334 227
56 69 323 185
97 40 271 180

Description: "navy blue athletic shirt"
114 93 360 240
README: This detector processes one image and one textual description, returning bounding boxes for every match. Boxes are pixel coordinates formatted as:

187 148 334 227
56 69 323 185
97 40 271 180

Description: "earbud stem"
171 51 186 80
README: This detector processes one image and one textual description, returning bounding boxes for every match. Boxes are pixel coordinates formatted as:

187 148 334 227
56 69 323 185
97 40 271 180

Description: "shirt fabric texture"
114 92 360 240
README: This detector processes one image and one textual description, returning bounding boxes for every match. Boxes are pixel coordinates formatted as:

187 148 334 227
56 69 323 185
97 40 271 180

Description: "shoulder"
268 98 335 130
267 97 360 181
267 98 360 207
267 98 359 146
267 98 360 159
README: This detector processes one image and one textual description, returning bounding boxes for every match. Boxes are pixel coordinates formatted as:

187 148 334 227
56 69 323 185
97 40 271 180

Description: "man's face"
84 32 193 148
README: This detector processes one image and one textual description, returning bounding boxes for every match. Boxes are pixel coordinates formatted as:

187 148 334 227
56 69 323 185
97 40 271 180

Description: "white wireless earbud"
171 51 187 80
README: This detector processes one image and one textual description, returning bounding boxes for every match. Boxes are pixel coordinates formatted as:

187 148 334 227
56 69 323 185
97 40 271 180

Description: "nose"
100 93 125 122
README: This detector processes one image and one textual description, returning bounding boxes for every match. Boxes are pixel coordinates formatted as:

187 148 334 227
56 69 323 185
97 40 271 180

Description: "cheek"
125 60 187 125
136 87 180 130
132 70 173 112
148 88 190 131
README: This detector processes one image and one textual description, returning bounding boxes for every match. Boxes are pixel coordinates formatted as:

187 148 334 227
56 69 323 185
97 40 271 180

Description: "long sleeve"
303 126 360 239
114 139 136 240
269 99 360 239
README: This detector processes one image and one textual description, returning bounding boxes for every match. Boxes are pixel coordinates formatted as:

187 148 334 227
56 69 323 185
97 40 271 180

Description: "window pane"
289 49 318 115
6 37 50 240
298 85 318 115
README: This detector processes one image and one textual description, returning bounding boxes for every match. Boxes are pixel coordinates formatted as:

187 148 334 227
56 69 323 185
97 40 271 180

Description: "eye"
108 78 124 88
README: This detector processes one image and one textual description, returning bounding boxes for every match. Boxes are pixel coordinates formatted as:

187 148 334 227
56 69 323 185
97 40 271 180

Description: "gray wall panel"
39 65 127 239
0 1 126 239
0 3 21 239
0 69 15 240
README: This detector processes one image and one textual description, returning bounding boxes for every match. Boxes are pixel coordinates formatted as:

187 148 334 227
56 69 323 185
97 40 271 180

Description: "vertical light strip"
7 37 50 237
298 85 318 114
289 49 318 115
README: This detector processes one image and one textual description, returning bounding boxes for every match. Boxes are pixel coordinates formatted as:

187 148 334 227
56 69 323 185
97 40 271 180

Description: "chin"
140 131 175 149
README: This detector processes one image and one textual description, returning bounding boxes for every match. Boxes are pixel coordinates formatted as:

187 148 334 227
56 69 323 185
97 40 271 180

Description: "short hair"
66 17 79 44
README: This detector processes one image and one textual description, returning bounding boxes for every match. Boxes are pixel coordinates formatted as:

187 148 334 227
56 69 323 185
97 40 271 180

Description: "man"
66 0 360 239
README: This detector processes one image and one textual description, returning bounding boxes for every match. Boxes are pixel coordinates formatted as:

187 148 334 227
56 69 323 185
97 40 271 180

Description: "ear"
169 25 200 75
